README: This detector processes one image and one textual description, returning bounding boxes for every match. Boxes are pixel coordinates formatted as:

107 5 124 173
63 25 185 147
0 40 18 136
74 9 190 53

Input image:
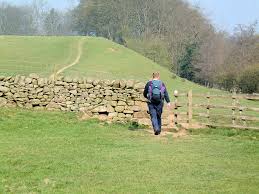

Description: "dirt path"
50 38 84 79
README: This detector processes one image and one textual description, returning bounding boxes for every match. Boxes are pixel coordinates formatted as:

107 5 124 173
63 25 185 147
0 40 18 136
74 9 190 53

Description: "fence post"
174 90 179 127
188 90 193 126
207 92 210 123
239 96 243 125
232 91 237 126
239 107 246 127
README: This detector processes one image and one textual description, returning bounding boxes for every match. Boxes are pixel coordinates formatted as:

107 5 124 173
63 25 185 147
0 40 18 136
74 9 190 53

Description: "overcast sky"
1 0 259 33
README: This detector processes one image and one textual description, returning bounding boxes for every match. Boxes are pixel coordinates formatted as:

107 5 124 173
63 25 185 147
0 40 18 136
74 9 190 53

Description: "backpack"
148 80 165 104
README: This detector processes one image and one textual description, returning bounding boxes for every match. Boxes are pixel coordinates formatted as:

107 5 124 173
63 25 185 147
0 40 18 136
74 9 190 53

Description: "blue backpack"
148 80 165 104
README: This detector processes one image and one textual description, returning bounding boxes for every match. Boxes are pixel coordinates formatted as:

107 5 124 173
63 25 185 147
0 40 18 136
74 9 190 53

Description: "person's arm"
143 82 149 99
163 83 171 103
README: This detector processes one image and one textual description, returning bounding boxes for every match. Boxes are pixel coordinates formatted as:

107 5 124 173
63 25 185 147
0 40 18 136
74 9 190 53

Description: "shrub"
238 64 259 93
216 72 238 91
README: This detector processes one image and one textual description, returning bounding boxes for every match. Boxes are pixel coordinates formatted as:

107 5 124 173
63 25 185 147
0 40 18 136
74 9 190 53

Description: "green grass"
0 108 259 193
0 36 79 76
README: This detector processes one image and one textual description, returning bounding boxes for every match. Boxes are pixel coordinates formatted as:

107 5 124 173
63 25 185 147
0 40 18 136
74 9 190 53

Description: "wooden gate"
173 90 259 130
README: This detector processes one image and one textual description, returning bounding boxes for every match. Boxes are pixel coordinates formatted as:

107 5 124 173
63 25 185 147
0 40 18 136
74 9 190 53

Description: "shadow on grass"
127 121 144 131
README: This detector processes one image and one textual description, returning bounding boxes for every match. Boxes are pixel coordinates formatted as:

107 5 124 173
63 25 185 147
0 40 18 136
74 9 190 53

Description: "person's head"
152 72 160 80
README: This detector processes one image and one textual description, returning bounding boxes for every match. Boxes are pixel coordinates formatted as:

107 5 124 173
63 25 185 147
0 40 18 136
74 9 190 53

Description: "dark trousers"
148 102 164 134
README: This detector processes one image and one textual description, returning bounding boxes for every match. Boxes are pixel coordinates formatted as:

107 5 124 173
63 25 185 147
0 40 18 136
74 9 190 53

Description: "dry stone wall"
0 74 174 128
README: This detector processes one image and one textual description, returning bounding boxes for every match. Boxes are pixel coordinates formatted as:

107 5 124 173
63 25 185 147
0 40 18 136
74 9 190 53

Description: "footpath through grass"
0 108 259 193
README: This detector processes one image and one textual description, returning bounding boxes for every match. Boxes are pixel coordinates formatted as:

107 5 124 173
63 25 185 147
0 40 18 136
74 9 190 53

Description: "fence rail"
193 94 259 100
173 90 259 131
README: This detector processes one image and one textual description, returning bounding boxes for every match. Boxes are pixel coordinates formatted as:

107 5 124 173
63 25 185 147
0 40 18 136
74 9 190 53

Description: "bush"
238 64 259 93
216 72 238 91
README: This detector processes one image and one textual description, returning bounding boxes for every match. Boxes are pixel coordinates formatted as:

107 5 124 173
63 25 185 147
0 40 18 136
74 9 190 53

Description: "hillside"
0 36 79 76
0 36 213 94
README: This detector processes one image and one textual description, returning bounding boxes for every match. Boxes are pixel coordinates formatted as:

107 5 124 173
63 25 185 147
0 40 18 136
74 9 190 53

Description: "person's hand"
167 103 171 110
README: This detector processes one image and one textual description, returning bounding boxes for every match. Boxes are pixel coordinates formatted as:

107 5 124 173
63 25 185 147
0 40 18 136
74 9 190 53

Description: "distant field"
0 108 258 193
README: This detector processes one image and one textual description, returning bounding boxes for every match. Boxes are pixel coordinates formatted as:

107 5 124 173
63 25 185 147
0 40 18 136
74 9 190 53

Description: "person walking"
143 72 171 135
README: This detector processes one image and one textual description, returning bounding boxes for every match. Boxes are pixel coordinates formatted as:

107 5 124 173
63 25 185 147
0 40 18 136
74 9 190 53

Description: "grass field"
0 108 259 193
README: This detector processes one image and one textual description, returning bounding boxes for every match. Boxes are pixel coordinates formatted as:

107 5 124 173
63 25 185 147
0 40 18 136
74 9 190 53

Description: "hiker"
143 72 171 135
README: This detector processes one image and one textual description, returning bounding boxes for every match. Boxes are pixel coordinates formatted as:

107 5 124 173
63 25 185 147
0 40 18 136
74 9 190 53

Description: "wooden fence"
173 90 259 131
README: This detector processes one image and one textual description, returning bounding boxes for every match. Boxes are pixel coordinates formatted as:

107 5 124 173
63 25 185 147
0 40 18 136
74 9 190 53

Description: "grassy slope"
0 36 211 93
0 108 259 193
65 37 211 93
0 36 78 76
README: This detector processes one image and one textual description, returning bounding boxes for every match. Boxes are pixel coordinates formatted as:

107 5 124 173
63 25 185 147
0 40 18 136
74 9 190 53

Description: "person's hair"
153 72 160 79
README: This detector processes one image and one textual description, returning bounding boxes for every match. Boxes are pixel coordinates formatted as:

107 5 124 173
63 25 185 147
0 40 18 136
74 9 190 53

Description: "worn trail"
50 38 84 79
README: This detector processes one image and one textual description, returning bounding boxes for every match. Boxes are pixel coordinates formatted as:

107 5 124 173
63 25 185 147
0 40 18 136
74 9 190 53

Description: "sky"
0 0 78 10
187 0 259 33
1 0 259 33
